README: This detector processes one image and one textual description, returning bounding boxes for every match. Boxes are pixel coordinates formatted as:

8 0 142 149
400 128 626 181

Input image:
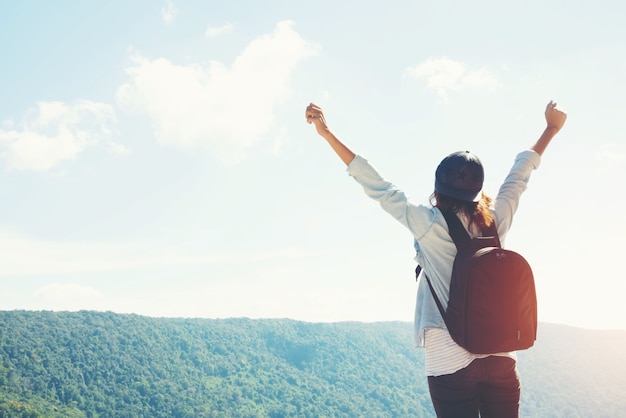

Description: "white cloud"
0 100 119 171
406 57 498 100
116 20 319 163
205 22 234 38
161 0 178 24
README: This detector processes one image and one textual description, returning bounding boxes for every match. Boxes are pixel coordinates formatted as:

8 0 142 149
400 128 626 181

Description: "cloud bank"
116 20 318 163
0 101 119 171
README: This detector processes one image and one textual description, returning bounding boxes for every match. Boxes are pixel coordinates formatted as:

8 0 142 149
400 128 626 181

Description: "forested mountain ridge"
0 311 624 417
1 311 427 417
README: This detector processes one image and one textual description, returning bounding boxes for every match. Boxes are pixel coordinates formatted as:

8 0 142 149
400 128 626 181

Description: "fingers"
305 102 323 124
306 103 321 115
546 100 566 116
544 100 567 131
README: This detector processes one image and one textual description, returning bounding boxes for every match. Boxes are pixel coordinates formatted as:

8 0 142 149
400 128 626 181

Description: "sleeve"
493 150 542 240
347 155 436 239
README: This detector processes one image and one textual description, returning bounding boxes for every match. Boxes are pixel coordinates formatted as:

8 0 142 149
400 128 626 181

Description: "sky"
1 0 625 330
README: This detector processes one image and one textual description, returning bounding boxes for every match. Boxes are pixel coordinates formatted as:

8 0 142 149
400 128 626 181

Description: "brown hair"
430 191 494 232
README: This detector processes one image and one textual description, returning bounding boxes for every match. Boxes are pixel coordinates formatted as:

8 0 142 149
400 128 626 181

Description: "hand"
305 102 331 137
305 102 356 165
531 100 567 156
545 100 567 132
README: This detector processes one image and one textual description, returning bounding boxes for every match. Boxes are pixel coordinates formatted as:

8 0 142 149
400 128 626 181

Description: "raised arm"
530 100 567 156
305 103 356 166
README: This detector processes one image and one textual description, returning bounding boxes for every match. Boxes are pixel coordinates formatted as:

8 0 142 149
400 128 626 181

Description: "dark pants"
427 356 520 418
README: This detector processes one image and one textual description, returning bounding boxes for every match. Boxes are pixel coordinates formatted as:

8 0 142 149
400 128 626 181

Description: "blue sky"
1 0 624 330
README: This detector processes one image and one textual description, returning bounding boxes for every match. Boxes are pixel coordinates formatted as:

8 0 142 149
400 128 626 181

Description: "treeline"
1 311 625 417
0 311 430 417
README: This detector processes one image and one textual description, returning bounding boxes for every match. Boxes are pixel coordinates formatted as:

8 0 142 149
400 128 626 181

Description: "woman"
305 101 567 418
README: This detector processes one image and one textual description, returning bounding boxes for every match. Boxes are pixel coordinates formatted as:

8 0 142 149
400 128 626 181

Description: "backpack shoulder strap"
424 272 451 331
441 210 471 249
441 210 501 248
483 220 501 247
414 261 448 327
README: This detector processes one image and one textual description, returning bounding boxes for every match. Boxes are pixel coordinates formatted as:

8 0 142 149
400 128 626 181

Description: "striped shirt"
424 328 516 377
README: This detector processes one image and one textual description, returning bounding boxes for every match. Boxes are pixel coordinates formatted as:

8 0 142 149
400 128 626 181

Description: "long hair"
430 191 494 232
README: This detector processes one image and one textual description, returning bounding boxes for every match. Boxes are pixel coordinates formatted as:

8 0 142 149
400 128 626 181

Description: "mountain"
0 311 624 417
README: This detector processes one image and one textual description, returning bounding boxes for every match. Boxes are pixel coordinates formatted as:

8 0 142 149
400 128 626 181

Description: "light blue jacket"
346 150 542 347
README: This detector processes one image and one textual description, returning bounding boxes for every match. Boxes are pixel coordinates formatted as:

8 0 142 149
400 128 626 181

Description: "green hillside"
0 311 624 417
